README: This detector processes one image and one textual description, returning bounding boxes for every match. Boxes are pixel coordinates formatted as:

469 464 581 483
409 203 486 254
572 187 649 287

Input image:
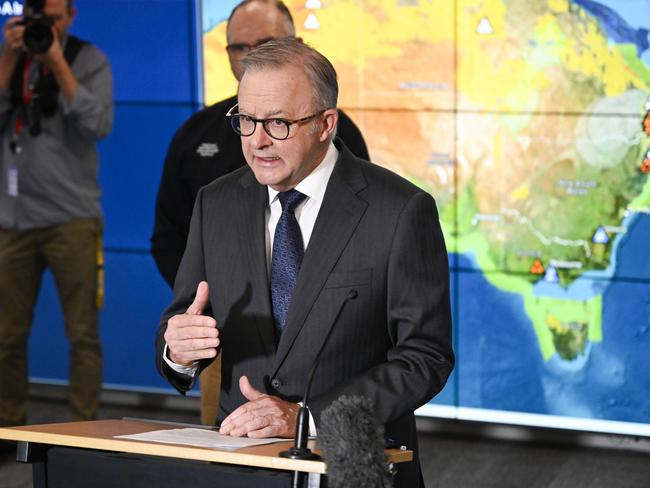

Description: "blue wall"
0 0 202 393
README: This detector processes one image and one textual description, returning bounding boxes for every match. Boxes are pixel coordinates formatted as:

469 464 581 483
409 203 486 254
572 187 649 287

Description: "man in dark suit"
156 39 453 487
152 0 369 428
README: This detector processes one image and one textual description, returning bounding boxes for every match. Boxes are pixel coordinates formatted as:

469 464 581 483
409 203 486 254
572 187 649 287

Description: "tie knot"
278 189 307 213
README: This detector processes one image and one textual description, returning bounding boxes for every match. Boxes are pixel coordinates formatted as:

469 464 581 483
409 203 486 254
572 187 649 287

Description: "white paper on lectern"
114 428 287 449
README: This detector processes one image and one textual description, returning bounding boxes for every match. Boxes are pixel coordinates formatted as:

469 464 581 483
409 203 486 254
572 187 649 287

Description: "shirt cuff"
59 83 91 116
298 402 318 437
162 343 199 377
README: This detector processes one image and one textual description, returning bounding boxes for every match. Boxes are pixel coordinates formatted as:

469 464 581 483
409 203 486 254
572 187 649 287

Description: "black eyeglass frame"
225 36 296 54
226 104 327 141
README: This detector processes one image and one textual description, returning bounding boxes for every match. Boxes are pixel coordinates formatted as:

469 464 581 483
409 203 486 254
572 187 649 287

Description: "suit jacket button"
271 378 281 389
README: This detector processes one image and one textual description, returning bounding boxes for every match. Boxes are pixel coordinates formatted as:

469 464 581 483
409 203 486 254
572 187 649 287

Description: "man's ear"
319 108 339 142
68 6 77 26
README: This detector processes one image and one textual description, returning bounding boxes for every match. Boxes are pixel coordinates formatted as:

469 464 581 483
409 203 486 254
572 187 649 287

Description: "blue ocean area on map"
571 0 649 54
457 259 548 414
455 213 650 423
612 214 650 279
570 0 650 64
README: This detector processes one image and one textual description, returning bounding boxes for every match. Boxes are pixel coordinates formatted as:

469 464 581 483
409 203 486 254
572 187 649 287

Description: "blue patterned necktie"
271 189 307 334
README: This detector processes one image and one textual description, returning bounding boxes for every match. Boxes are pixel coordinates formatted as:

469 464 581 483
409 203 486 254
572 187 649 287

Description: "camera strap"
9 35 87 140
20 55 34 110
9 55 35 151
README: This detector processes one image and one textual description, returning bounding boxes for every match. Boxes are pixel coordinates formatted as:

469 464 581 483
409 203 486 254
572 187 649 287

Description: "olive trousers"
0 218 103 425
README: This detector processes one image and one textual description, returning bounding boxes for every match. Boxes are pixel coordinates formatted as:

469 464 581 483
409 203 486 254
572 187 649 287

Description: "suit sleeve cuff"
162 344 199 377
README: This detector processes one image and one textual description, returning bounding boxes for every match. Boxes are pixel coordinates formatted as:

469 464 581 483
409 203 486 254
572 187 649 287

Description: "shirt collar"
267 142 339 205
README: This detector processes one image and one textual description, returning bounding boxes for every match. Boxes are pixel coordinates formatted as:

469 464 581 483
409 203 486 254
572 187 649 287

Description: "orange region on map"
344 108 456 201
202 0 455 110
530 259 545 275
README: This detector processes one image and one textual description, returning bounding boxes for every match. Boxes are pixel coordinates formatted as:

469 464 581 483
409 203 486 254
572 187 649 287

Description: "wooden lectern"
0 419 412 487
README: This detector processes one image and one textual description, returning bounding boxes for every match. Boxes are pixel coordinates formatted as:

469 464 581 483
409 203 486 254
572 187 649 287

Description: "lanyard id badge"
5 55 32 198
8 113 23 198
7 164 18 197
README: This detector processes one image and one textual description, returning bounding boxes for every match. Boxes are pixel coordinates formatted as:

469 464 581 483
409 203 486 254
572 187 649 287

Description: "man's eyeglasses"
226 105 326 141
225 36 294 54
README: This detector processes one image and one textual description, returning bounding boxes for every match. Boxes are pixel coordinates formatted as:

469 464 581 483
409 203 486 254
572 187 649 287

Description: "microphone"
279 289 358 486
318 395 393 488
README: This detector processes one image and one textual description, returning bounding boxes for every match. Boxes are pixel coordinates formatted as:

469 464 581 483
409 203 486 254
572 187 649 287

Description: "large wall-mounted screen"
202 0 650 436
2 0 648 435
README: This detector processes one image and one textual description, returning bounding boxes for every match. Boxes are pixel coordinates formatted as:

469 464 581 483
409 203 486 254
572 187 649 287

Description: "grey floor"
1 388 650 488
418 429 650 487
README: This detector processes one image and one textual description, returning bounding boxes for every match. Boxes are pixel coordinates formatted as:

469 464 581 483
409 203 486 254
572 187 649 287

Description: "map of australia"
202 0 650 433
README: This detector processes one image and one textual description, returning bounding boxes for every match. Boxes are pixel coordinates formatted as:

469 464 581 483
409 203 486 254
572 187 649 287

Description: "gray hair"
227 0 295 42
241 38 338 110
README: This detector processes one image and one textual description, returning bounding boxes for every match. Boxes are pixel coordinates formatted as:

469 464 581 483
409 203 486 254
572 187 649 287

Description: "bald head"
226 0 296 81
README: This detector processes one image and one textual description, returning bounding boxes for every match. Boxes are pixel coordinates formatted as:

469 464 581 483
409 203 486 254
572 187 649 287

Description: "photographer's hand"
0 17 25 91
36 28 77 102
1 17 25 54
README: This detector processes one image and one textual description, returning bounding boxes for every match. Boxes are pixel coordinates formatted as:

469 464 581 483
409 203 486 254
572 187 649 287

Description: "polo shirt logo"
196 142 219 157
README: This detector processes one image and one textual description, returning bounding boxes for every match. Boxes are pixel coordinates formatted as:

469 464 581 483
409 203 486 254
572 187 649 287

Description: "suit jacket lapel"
272 144 368 375
237 171 277 360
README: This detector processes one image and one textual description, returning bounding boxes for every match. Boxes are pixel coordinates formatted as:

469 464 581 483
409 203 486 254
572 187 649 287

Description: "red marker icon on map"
530 259 545 275
640 149 650 174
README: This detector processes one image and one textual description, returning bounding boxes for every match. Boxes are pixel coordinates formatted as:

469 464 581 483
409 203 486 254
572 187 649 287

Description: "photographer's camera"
20 0 54 54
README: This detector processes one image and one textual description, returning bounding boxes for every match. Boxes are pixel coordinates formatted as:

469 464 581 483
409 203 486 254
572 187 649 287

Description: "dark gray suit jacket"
156 139 454 487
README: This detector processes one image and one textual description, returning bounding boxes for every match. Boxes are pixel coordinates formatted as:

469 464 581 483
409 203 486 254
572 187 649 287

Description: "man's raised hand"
164 281 219 366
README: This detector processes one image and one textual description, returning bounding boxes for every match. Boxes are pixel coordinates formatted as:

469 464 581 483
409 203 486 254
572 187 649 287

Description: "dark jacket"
156 139 454 487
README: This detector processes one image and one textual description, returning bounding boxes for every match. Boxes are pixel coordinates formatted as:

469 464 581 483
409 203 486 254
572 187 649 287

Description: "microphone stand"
279 289 358 488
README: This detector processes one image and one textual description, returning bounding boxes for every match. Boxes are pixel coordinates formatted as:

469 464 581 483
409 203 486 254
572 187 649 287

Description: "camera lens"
23 20 54 54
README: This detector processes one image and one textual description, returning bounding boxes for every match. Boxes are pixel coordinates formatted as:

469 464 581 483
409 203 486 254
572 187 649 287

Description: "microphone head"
319 395 393 488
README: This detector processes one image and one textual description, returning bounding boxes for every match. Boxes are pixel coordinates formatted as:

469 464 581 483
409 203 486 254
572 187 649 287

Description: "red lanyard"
14 55 34 136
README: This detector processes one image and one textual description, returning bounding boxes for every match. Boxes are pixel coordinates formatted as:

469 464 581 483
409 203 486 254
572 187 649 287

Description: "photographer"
0 0 113 431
